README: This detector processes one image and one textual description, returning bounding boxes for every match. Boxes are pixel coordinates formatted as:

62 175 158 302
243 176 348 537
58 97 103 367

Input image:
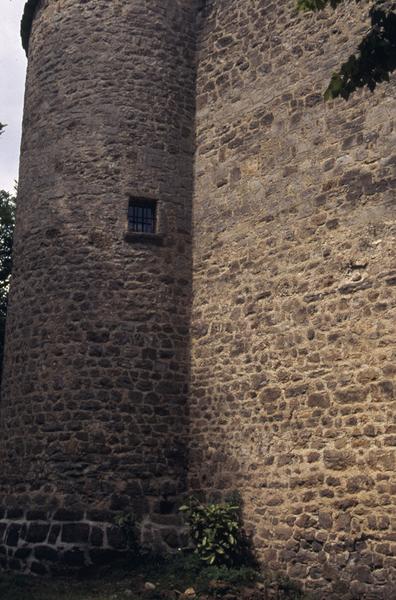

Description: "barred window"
128 198 156 234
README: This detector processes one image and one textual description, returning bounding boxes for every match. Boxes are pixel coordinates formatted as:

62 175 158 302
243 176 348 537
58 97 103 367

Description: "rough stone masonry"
0 0 395 598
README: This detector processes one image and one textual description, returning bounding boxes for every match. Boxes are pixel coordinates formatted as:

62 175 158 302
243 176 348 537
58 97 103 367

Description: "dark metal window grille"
128 198 156 233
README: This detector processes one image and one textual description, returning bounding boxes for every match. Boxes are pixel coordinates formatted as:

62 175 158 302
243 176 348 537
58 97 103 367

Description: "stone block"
323 449 356 470
34 545 59 562
48 525 61 545
6 524 21 547
106 526 127 550
61 523 90 544
90 526 104 547
53 510 84 522
6 509 24 520
63 549 86 567
24 523 50 544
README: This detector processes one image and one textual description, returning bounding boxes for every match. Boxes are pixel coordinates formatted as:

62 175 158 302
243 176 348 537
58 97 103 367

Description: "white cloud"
0 0 27 193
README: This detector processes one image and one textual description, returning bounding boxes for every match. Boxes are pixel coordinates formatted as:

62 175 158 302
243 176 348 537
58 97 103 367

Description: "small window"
128 198 156 234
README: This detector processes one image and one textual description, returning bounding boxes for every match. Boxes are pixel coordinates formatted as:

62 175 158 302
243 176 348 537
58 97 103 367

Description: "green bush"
180 498 248 567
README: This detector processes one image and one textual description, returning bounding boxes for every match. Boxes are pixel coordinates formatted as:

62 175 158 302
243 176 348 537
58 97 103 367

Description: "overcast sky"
1 0 27 193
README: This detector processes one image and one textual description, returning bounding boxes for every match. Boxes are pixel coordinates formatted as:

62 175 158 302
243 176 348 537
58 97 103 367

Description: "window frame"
128 197 157 234
125 196 164 246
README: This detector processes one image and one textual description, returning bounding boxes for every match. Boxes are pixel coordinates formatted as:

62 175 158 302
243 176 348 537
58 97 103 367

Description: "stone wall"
190 1 396 598
0 508 137 574
0 0 196 569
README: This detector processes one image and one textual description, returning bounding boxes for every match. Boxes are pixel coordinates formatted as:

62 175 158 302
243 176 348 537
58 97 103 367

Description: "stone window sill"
124 231 164 246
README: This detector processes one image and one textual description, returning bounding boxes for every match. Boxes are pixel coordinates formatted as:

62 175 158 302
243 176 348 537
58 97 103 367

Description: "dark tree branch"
298 0 396 100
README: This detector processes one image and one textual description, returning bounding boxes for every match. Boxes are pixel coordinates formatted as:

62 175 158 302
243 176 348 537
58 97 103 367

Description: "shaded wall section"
190 0 396 597
0 0 196 571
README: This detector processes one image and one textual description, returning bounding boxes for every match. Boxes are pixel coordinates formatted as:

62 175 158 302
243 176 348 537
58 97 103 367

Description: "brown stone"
323 449 356 470
259 387 282 402
307 393 330 408
318 512 333 529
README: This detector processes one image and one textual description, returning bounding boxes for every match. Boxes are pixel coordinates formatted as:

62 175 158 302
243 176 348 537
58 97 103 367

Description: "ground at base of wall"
0 554 314 600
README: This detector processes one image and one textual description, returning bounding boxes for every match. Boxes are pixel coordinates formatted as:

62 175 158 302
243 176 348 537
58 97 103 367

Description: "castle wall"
0 0 196 572
190 1 396 597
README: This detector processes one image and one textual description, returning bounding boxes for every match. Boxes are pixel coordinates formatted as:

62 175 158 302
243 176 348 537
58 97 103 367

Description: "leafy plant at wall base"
180 499 247 567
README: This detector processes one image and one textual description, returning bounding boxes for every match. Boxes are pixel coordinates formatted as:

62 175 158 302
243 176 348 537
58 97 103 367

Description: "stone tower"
0 0 196 571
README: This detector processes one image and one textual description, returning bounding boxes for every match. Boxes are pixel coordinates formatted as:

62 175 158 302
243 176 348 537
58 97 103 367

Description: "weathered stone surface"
90 526 104 547
34 545 59 562
6 525 22 547
53 510 84 523
106 526 127 550
0 0 195 575
189 1 396 598
30 561 47 576
61 523 90 545
24 523 50 544
63 549 86 568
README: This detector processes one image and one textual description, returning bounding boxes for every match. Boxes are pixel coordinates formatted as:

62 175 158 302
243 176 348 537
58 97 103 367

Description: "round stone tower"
0 0 196 572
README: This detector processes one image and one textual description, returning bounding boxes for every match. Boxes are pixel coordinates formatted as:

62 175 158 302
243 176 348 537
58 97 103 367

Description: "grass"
0 570 138 600
0 574 120 600
0 553 309 600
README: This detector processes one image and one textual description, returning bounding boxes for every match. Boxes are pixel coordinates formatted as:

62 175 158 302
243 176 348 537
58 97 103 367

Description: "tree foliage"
0 190 16 379
0 123 16 379
298 0 396 99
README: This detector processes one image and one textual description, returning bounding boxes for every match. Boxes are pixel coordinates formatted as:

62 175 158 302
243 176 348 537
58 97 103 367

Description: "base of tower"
0 507 188 574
